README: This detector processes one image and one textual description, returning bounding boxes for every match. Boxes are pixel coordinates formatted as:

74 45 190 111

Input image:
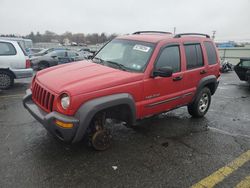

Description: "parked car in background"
78 48 94 59
0 37 33 51
31 47 70 57
26 48 44 57
28 48 44 54
234 58 250 86
30 50 84 70
78 47 91 52
0 39 33 89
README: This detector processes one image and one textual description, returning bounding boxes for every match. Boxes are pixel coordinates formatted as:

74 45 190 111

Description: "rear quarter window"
17 42 28 56
204 41 217 65
0 42 17 56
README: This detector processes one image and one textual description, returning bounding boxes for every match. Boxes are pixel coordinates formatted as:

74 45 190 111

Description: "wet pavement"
0 72 249 188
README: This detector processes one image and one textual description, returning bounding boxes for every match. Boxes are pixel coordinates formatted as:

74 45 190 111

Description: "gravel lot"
0 72 249 188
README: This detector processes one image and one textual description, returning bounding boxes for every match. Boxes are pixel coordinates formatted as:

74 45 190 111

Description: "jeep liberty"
23 31 220 150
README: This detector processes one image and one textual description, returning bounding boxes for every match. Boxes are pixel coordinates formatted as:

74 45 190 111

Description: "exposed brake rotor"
91 129 112 151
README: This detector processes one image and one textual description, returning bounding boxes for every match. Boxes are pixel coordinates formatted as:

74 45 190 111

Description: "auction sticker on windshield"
133 45 151 52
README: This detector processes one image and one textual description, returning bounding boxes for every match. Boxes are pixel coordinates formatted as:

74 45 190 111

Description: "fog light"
55 120 73 128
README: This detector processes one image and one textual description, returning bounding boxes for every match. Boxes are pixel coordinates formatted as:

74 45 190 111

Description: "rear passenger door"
56 51 68 65
181 43 207 104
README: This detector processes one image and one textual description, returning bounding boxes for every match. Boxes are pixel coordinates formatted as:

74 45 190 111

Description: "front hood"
36 60 143 95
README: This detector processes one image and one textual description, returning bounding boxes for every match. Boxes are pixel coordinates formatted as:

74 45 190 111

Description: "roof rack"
133 31 172 35
174 33 210 38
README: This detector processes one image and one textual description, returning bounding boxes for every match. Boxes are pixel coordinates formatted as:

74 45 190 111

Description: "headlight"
60 94 70 110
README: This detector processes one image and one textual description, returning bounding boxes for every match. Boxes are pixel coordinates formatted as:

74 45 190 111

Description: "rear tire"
0 70 14 89
188 87 211 118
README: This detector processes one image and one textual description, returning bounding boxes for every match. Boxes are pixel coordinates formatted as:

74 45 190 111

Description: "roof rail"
174 33 210 38
133 31 172 35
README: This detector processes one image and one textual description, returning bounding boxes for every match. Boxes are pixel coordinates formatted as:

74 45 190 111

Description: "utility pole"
173 27 176 35
212 30 216 40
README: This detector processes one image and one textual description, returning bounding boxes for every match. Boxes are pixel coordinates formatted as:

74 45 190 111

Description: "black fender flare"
192 75 218 103
72 93 136 143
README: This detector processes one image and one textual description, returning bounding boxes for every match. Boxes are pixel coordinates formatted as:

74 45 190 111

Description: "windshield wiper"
105 61 129 71
93 58 129 71
92 57 104 64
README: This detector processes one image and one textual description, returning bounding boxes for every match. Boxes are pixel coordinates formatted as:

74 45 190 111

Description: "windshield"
47 50 66 57
94 39 155 72
35 48 48 54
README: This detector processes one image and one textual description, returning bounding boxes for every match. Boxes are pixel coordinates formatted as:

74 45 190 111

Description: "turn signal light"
55 120 73 128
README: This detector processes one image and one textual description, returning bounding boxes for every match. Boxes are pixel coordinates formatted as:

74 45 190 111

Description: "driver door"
142 44 185 116
234 59 250 81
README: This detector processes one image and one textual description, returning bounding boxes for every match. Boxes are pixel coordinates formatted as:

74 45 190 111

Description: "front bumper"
23 89 79 142
12 68 33 79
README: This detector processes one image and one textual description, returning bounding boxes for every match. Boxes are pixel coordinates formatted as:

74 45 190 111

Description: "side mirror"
51 55 57 58
152 66 173 78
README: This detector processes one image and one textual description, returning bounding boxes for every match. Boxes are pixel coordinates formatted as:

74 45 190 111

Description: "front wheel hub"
91 129 112 151
199 93 209 112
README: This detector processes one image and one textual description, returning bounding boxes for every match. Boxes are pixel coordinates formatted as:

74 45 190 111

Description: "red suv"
23 31 220 150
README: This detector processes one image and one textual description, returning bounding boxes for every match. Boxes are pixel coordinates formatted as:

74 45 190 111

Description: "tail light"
26 59 31 68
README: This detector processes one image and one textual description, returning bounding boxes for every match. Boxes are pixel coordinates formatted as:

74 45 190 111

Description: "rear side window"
68 51 79 57
204 41 217 65
184 44 204 69
17 42 28 56
155 46 181 73
0 42 17 56
50 51 66 57
240 60 250 68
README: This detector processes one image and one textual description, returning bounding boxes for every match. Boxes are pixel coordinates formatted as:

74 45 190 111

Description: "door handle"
200 70 207 74
173 76 183 81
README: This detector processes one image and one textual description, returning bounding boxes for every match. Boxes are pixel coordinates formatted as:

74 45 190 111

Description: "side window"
0 42 17 56
155 46 181 73
184 44 204 69
68 52 78 57
204 41 217 65
241 60 250 68
56 51 66 57
67 51 73 57
17 42 28 56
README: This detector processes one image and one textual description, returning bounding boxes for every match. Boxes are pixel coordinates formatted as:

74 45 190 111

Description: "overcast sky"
0 0 249 41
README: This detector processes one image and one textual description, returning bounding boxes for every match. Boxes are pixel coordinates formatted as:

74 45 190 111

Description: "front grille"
32 81 55 112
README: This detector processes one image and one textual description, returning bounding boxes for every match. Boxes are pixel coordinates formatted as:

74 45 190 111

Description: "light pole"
212 30 216 40
173 27 176 35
